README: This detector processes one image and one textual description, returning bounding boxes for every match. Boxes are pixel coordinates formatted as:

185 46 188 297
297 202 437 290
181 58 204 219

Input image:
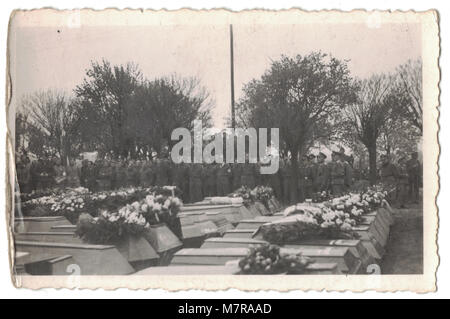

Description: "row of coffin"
12 200 271 275
13 198 394 276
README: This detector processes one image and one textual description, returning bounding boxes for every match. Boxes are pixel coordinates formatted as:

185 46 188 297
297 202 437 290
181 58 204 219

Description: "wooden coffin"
284 239 375 269
171 246 359 274
201 237 268 249
15 241 135 275
51 224 77 232
15 232 82 244
353 226 385 260
133 262 340 275
14 216 72 233
144 224 183 257
223 229 257 239
116 235 160 270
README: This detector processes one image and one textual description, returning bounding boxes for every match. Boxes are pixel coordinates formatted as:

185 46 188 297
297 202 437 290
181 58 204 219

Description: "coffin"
353 226 385 260
283 239 375 269
223 229 257 239
201 237 268 249
116 235 160 270
144 224 183 265
15 241 134 275
171 246 360 274
51 225 77 232
15 232 82 244
14 216 72 233
14 251 75 276
132 262 340 275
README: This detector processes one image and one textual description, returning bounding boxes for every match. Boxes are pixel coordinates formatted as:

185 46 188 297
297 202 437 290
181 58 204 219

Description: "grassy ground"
380 203 423 274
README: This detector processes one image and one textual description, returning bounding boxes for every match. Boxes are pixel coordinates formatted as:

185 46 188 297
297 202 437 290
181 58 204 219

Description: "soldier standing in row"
171 162 188 200
397 156 409 208
216 162 232 196
280 157 296 204
267 166 282 200
188 163 203 203
407 151 421 203
314 152 329 193
140 160 155 187
240 155 258 189
329 151 346 196
203 163 218 197
85 160 98 191
97 158 114 191
66 157 80 188
380 154 398 203
17 155 31 193
231 162 242 192
154 155 170 187
114 159 128 189
296 156 306 203
304 154 316 200
380 154 398 186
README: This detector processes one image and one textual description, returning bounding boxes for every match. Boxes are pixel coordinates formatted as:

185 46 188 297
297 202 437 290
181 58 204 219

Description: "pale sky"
10 22 421 128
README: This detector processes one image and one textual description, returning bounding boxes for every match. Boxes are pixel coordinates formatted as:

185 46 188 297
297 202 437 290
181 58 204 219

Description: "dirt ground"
380 203 423 274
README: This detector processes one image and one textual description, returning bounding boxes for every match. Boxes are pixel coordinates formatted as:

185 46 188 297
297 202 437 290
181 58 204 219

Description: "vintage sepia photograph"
6 9 439 291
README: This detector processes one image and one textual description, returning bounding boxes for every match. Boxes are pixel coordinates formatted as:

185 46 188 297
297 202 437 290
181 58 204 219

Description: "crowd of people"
15 148 422 207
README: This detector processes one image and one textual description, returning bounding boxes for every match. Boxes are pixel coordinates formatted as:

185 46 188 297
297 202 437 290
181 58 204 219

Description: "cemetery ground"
381 203 423 274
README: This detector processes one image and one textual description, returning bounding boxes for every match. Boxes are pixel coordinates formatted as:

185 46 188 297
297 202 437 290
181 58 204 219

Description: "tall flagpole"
230 24 235 128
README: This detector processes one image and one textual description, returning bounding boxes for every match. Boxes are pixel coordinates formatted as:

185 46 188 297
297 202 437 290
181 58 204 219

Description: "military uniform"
216 163 232 196
114 162 127 189
314 162 329 192
231 163 242 192
171 162 188 200
280 161 296 204
343 161 353 192
54 164 67 188
329 159 346 196
154 158 170 187
268 170 282 200
296 164 305 203
380 162 398 185
66 163 80 188
397 162 409 207
304 162 316 200
86 162 98 191
202 164 217 197
140 161 155 188
17 161 31 193
188 163 203 203
240 163 257 189
39 160 56 190
406 158 421 201
97 160 114 191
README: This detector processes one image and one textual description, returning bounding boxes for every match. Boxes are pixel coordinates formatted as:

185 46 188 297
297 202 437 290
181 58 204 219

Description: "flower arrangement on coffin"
229 186 253 204
238 244 313 274
139 194 183 225
312 191 332 203
251 186 274 209
259 204 359 244
360 188 389 210
75 191 184 245
147 185 182 198
324 194 368 223
75 210 150 245
20 187 156 223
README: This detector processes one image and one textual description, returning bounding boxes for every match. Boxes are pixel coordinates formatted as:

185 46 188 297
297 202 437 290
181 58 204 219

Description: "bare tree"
345 74 408 184
396 59 422 132
21 89 80 161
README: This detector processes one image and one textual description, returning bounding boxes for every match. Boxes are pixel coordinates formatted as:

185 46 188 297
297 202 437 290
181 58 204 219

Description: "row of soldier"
16 149 421 205
16 150 354 204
